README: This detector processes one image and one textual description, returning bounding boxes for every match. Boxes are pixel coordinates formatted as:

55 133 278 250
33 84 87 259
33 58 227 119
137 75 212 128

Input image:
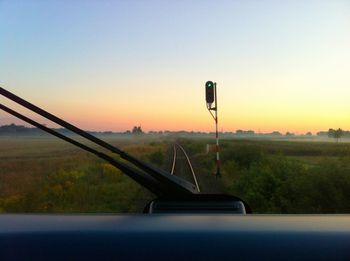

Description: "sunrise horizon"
1 1 349 134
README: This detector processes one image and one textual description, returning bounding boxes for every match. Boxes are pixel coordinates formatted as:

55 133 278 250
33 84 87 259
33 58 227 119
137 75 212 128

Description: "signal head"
205 81 215 104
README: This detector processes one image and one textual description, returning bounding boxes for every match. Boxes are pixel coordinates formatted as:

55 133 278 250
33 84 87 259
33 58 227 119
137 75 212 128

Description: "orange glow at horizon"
1 74 350 134
1 1 349 134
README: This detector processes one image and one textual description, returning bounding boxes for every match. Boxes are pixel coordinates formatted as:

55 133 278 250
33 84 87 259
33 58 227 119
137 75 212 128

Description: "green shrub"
146 150 164 166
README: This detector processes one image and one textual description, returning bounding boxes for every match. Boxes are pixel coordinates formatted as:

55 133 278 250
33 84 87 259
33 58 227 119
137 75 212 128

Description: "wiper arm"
0 87 197 196
0 103 164 196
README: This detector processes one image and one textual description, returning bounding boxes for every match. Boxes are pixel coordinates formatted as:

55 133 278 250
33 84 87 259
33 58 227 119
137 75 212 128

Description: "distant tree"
235 130 243 135
317 131 328 137
334 128 344 142
235 130 255 136
0 123 34 135
271 131 282 137
285 132 295 137
132 125 143 135
328 128 344 142
246 130 255 136
305 132 312 136
328 128 335 138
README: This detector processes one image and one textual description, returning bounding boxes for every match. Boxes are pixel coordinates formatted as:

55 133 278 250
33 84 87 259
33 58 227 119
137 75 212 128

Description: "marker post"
205 81 220 178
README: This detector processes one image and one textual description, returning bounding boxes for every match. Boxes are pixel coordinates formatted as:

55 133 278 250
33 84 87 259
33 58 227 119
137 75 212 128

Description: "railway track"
170 143 200 192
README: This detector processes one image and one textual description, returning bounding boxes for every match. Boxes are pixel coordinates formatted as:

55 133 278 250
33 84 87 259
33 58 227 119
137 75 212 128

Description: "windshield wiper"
0 87 197 197
0 103 165 195
0 86 251 213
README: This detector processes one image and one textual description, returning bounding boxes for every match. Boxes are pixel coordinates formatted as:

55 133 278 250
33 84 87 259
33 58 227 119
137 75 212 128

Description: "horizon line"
0 123 345 136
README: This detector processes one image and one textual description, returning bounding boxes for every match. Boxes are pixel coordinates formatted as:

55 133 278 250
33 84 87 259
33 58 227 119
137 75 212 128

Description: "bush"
224 154 350 213
146 150 164 166
221 145 263 169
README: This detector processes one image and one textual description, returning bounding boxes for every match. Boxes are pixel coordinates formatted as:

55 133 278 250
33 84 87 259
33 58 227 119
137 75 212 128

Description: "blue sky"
1 1 349 132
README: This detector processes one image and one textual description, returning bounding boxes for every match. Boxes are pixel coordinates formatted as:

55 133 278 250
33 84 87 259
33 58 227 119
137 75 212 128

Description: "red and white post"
213 83 220 177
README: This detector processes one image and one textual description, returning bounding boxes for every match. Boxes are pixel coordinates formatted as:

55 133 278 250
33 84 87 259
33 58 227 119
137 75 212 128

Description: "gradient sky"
1 1 349 133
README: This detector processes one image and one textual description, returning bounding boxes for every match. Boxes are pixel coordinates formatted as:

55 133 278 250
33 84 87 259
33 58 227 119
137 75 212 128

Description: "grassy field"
1 136 350 213
0 136 167 213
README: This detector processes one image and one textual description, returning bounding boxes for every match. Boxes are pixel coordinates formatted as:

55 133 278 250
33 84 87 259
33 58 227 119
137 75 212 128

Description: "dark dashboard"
1 214 350 260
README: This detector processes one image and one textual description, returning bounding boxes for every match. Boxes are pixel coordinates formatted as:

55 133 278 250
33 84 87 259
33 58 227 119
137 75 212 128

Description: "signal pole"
205 81 220 178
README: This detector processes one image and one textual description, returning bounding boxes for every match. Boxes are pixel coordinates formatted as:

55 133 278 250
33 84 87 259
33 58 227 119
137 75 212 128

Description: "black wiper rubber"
0 103 163 196
0 87 197 196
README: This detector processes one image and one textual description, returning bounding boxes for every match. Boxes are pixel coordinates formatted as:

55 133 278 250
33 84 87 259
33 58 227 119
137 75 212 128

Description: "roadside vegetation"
2 136 350 213
180 138 350 213
0 137 165 213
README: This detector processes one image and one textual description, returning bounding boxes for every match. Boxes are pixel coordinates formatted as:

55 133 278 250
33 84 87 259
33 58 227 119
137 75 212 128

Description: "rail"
171 143 200 192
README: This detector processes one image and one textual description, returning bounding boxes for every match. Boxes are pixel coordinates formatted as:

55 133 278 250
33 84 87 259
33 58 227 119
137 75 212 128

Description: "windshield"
1 1 350 214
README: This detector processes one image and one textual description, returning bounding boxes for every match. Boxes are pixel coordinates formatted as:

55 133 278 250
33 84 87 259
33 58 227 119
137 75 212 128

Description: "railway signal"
205 81 215 105
205 81 220 178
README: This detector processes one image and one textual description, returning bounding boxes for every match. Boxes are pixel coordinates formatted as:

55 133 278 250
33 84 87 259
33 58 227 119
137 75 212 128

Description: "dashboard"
1 214 350 260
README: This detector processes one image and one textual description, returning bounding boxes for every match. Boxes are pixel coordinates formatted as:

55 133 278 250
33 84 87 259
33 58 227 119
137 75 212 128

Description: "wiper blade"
0 87 197 196
0 103 164 195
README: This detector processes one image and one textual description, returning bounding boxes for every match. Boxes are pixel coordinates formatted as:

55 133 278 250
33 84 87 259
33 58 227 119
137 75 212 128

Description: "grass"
2 135 350 213
0 136 164 213
179 137 350 213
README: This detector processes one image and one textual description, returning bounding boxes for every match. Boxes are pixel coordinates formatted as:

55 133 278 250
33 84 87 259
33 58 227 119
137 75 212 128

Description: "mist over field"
2 123 350 141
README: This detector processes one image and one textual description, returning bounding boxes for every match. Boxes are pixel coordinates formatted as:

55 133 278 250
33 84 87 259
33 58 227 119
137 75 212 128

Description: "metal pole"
214 83 220 178
205 81 220 178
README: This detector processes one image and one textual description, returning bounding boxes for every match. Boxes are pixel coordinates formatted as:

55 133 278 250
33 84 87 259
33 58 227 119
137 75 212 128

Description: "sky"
1 0 349 133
